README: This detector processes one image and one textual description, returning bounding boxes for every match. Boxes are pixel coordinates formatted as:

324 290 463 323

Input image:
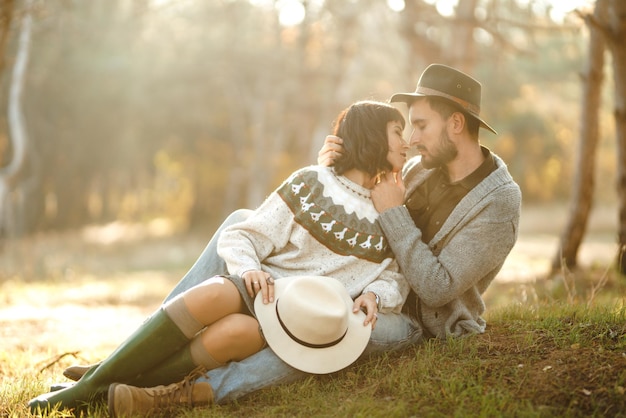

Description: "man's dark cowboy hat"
390 63 497 134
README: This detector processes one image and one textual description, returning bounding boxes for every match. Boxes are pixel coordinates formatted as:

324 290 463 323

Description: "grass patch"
3 303 625 417
1 228 624 417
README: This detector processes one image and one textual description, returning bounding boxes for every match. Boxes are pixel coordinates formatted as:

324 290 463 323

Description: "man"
366 64 520 339
70 64 521 415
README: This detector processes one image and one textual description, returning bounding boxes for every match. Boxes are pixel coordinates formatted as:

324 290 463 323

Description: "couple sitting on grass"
29 64 521 417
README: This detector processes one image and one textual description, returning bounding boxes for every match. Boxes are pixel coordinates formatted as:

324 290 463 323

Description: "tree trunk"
398 1 442 82
605 0 626 274
0 0 35 238
448 0 478 72
551 0 607 274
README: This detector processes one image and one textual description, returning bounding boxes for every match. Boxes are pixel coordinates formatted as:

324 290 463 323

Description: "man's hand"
317 135 343 166
371 172 405 213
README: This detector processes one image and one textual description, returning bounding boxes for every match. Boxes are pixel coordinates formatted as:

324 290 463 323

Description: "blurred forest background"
0 0 623 278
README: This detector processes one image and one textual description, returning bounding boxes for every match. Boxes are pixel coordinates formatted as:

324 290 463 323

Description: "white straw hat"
254 275 372 374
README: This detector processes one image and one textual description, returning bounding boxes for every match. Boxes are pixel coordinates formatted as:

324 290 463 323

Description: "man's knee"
366 313 423 354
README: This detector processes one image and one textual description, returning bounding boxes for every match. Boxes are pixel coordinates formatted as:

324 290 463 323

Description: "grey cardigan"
378 152 522 338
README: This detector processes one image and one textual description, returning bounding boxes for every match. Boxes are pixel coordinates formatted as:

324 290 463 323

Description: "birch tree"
0 0 39 238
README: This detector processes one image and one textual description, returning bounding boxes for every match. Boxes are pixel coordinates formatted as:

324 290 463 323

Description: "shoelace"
152 366 209 408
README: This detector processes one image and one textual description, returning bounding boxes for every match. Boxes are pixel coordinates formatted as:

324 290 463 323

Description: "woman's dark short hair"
332 100 405 177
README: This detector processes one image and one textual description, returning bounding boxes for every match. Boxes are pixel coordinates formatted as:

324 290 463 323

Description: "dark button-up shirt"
405 147 496 245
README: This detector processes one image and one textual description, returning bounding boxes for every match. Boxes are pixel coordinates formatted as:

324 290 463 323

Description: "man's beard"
420 129 458 169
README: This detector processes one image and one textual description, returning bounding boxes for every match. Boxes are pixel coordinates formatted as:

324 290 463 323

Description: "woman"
28 100 411 414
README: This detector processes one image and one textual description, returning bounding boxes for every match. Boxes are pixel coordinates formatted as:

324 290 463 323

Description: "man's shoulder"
491 154 521 193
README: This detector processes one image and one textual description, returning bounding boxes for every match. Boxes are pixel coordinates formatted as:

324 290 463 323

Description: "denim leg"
162 209 253 303
197 312 423 404
363 312 423 356
197 348 306 404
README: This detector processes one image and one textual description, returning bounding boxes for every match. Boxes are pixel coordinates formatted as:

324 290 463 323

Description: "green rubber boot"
63 363 99 382
48 350 195 393
50 350 194 392
132 331 223 387
131 345 197 387
28 308 193 414
52 333 222 392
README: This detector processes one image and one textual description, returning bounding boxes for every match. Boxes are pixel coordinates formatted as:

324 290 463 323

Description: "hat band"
275 302 348 349
416 86 481 116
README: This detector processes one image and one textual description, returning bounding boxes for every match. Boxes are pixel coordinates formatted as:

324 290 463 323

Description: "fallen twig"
39 351 81 373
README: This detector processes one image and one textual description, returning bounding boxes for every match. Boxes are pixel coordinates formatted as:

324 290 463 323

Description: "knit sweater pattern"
217 165 409 313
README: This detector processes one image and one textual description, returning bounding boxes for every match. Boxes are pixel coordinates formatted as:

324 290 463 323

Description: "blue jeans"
164 209 423 404
162 209 253 303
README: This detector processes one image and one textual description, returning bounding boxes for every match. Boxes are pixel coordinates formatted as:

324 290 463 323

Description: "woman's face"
386 120 409 172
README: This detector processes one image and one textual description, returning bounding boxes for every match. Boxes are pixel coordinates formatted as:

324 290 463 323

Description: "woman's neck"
341 169 376 189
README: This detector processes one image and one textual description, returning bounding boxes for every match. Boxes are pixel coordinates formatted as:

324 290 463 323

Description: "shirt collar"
440 146 495 190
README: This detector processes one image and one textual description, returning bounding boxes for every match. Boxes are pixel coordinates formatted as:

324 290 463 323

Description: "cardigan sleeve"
379 184 520 308
217 192 295 277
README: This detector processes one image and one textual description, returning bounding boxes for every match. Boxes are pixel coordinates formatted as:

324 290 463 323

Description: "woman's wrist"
366 291 381 310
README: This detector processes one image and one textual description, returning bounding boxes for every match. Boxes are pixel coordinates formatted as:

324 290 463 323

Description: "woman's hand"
317 135 344 166
353 292 379 330
242 270 275 304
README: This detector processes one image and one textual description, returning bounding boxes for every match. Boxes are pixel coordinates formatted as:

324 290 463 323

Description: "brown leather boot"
108 367 214 417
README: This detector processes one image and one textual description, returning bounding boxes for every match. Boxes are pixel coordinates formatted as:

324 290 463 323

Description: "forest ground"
0 203 624 417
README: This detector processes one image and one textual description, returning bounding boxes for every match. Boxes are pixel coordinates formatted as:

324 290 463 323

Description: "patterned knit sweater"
217 166 409 313
379 151 522 337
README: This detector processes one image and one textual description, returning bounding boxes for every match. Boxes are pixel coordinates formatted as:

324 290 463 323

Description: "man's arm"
317 135 343 166
378 186 520 308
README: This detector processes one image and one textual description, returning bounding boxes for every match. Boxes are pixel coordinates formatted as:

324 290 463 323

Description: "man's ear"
449 112 465 134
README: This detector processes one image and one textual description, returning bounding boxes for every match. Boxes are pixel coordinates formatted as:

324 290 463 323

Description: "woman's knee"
220 314 261 341
206 314 264 359
183 278 241 320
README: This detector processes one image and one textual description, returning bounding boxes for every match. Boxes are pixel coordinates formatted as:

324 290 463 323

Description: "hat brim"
390 92 497 135
254 275 371 374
